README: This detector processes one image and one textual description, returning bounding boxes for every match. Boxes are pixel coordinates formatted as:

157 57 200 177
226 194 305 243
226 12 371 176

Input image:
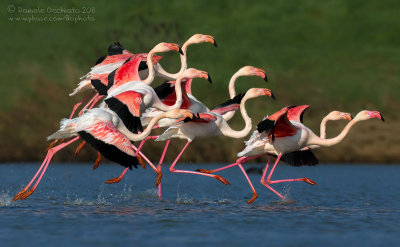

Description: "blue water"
1 163 399 246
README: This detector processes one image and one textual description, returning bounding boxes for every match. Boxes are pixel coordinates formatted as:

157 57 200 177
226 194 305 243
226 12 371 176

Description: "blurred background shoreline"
1 0 399 163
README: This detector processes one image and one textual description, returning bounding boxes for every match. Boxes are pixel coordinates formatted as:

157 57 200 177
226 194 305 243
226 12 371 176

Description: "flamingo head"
186 34 217 47
152 42 184 55
237 66 268 82
326 111 353 121
164 109 194 120
246 88 275 100
181 68 212 84
355 110 385 122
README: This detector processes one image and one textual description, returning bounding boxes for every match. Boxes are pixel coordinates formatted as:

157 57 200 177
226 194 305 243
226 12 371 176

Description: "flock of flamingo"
13 34 384 204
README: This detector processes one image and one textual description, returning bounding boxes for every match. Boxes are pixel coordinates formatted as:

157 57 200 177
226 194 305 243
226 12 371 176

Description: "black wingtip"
207 74 212 84
179 47 184 55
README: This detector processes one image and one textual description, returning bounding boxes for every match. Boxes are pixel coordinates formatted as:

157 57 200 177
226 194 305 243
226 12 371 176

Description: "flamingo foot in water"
12 189 28 201
214 175 230 185
247 192 258 204
105 177 123 184
303 178 317 185
16 188 35 200
92 152 101 170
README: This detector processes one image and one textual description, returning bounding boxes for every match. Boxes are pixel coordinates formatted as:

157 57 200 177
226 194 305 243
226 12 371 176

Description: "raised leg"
260 156 285 199
169 141 230 185
69 91 97 119
92 152 101 170
237 164 258 204
74 141 86 157
105 167 129 184
78 94 104 116
13 137 80 201
196 154 265 174
265 156 316 185
131 144 161 187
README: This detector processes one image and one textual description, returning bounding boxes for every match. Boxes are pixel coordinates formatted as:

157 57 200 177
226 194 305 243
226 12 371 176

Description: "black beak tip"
264 75 268 82
380 114 385 122
271 92 276 100
213 40 218 48
179 47 184 55
350 114 354 120
207 74 212 84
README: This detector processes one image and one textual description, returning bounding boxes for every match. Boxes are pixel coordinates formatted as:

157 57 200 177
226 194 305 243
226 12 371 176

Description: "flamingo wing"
179 113 217 124
105 91 143 133
79 120 139 169
210 93 244 115
280 149 319 166
287 105 310 123
257 106 299 141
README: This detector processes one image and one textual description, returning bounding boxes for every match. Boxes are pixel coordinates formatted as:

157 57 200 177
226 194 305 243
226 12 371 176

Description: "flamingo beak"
262 89 275 99
367 111 385 122
166 43 184 55
203 35 217 48
342 113 353 121
253 68 268 82
206 73 212 84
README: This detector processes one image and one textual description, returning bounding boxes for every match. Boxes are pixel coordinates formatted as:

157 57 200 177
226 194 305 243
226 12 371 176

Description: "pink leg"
130 144 162 187
237 164 258 204
196 154 265 174
169 141 231 185
265 156 317 186
260 156 285 199
69 92 96 119
78 94 104 116
13 137 80 201
157 140 171 199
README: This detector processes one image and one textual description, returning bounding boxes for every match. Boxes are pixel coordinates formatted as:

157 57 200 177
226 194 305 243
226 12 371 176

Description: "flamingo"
154 88 275 190
104 68 211 134
152 34 217 80
13 108 194 201
203 107 383 201
197 106 353 203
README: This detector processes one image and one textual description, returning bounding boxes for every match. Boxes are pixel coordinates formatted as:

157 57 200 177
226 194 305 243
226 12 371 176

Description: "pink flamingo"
13 108 194 201
197 106 354 203
101 68 213 183
201 107 383 201
154 88 275 192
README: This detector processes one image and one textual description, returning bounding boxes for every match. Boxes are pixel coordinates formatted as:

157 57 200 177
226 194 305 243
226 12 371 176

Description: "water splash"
0 191 12 207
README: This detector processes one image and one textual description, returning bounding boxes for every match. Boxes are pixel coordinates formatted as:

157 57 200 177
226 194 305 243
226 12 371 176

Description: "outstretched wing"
79 120 139 169
105 91 143 133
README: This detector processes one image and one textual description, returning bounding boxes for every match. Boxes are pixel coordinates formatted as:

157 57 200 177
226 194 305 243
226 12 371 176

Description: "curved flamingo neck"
152 77 184 111
222 72 243 121
320 116 330 139
120 112 168 141
142 50 157 85
220 93 253 139
307 118 361 147
155 41 191 79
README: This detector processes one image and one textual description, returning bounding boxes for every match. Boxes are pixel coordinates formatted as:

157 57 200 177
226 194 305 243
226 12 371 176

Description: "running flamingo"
197 106 353 203
154 88 275 190
201 107 383 201
13 108 194 201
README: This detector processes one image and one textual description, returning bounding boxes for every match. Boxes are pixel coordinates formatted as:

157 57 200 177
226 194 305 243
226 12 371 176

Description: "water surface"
1 163 399 246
